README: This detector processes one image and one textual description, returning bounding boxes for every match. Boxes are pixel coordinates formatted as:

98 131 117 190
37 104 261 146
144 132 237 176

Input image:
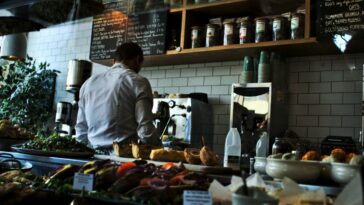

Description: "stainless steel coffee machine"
55 59 92 135
153 98 213 149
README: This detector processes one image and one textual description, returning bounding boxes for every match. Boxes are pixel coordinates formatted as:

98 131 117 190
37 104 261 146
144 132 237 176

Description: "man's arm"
134 78 161 146
75 91 89 145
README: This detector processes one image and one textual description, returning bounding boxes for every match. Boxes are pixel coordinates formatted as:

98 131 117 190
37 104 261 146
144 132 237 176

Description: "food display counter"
0 151 344 196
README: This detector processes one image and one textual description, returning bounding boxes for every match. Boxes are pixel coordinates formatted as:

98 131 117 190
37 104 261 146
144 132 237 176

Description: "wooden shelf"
93 38 364 67
169 7 183 13
185 0 259 16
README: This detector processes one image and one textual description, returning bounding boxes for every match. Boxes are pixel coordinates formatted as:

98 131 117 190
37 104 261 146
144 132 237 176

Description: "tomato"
162 162 175 170
116 162 136 177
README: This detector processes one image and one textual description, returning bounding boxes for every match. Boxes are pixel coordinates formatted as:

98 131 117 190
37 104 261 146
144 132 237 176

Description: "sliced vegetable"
162 162 175 170
116 162 136 178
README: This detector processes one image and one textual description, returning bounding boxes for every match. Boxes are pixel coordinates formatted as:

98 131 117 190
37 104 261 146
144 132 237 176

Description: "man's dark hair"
114 42 144 62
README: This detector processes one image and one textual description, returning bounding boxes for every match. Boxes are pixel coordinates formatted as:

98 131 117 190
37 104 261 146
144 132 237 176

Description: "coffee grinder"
55 59 92 135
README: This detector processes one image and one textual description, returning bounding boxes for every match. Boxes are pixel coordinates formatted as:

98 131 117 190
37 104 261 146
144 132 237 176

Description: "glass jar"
255 17 269 43
191 26 204 48
272 16 288 41
205 24 219 47
237 17 253 44
291 13 305 39
223 20 237 45
272 137 292 154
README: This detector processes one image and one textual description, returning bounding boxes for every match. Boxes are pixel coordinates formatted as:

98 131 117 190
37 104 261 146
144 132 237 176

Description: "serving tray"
11 144 94 158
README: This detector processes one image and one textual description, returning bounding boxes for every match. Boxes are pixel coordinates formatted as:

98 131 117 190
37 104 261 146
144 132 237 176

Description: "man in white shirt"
75 42 160 151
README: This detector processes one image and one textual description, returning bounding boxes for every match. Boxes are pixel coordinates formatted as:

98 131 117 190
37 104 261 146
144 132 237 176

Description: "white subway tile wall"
15 18 362 155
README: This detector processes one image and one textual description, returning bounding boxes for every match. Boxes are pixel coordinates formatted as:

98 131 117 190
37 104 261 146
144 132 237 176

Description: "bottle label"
226 155 240 170
256 21 265 33
239 27 247 39
224 24 233 35
192 29 198 40
291 17 299 30
206 27 215 37
273 19 281 32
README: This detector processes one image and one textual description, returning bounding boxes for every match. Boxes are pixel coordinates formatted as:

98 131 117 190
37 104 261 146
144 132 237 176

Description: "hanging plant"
0 56 60 133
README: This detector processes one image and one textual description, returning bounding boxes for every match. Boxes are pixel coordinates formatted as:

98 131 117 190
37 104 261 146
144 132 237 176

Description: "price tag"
72 173 94 192
183 190 212 205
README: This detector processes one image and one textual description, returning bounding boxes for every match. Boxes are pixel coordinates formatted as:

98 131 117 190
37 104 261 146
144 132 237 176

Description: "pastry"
149 148 186 162
113 142 132 158
200 146 218 166
132 143 159 159
184 148 201 164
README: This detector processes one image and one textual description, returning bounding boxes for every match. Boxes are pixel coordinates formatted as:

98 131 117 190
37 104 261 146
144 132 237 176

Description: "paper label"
239 27 247 39
183 190 212 205
224 24 233 35
192 30 198 40
273 19 281 31
73 173 94 192
256 21 265 33
206 27 215 37
291 17 299 30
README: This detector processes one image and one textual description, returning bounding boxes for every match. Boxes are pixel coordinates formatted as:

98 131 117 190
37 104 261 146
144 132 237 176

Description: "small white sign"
72 173 94 192
183 190 212 205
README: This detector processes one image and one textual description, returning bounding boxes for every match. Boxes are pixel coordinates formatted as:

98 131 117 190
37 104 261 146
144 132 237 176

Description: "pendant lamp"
0 33 27 61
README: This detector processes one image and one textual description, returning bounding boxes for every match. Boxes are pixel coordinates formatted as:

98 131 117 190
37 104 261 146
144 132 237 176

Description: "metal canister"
223 19 237 45
237 17 253 44
272 16 288 41
291 13 305 39
55 101 72 124
191 26 204 48
255 17 269 43
205 24 219 47
66 59 92 92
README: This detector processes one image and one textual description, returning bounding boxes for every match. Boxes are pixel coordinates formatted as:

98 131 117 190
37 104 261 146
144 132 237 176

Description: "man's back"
75 63 154 148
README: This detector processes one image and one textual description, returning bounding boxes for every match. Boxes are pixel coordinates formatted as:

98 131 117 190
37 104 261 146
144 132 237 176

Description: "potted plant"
0 56 59 133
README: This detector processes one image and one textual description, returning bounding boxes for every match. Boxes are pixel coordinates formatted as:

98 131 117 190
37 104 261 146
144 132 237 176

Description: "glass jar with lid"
255 17 270 43
291 13 305 39
205 23 220 47
272 16 288 41
237 17 253 44
191 26 204 48
223 18 237 45
272 137 292 154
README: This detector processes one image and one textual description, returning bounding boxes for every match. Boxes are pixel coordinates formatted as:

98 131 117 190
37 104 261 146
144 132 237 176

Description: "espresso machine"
152 97 213 149
55 59 92 135
229 83 288 167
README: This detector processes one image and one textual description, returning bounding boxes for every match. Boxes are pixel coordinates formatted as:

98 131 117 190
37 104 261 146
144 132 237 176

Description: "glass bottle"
272 137 292 154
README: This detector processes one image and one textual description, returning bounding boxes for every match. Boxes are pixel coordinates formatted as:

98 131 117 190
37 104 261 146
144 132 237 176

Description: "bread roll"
149 148 186 162
184 148 201 164
112 142 132 158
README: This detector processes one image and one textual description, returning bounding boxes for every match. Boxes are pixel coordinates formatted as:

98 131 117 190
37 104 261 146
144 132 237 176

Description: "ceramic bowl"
330 162 360 184
254 157 267 175
266 158 321 182
319 162 332 181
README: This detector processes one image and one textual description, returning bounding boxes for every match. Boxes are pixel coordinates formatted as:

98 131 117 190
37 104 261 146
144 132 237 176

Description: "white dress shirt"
75 63 158 149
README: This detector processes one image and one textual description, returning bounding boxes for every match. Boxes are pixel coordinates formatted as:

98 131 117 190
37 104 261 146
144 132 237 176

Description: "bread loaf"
149 149 186 162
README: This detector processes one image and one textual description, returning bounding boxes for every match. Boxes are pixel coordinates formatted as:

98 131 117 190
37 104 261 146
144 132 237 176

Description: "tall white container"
223 128 241 170
256 131 269 157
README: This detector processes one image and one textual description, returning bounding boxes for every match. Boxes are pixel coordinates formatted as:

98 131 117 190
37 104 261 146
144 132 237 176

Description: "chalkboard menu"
317 0 364 40
127 11 167 55
90 1 168 61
